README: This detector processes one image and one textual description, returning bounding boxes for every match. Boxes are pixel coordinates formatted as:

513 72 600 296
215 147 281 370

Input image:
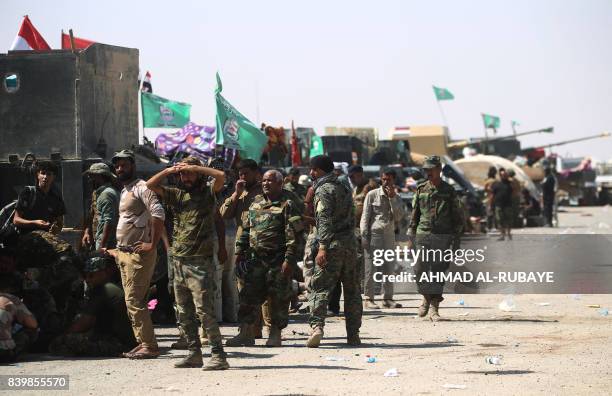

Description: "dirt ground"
5 294 611 395
4 207 612 395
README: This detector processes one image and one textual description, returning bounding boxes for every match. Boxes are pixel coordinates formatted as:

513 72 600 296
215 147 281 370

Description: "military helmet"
422 155 442 169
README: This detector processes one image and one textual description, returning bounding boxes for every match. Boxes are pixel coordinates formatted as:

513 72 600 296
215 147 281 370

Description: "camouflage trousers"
49 331 124 357
302 228 318 287
172 255 223 352
413 234 453 297
355 229 364 294
238 255 292 330
308 247 362 335
0 328 38 363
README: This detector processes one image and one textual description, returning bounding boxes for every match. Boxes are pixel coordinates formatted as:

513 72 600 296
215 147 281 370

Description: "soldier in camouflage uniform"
16 230 81 326
307 155 362 348
219 159 268 339
146 156 229 370
283 167 307 203
408 156 464 321
81 163 120 250
226 170 302 347
49 257 137 357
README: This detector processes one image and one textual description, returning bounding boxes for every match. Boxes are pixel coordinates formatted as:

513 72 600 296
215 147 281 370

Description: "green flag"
433 86 454 101
215 73 268 161
310 134 324 157
141 92 191 128
482 113 500 129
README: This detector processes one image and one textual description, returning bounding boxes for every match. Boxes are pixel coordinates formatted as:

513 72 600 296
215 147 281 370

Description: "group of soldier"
0 150 467 369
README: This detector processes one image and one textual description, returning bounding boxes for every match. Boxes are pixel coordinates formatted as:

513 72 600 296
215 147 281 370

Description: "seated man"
13 161 66 235
0 272 38 363
50 257 137 357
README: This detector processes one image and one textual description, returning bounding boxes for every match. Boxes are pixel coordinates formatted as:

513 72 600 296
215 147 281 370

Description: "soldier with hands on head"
146 156 229 370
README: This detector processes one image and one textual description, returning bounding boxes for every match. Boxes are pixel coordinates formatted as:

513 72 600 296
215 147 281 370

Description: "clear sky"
3 0 612 160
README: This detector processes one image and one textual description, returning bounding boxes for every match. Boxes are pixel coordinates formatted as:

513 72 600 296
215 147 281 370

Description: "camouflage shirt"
283 181 307 202
313 173 356 250
219 184 263 239
353 179 378 227
93 184 119 249
408 179 464 236
236 191 303 265
162 184 216 257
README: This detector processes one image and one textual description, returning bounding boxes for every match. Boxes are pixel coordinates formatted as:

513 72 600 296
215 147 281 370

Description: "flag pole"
436 99 449 128
481 113 489 155
138 72 146 145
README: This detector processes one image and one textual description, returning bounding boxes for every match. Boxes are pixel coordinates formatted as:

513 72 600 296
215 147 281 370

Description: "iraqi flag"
141 71 152 93
61 31 95 50
290 121 302 166
10 16 51 51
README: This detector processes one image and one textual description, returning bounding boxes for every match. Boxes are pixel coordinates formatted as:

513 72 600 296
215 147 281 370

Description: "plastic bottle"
485 356 502 365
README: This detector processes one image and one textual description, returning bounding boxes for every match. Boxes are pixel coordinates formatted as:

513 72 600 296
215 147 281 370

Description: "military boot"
347 332 361 346
265 327 282 347
306 326 324 348
203 347 229 371
430 298 442 322
171 335 189 350
252 324 263 339
225 324 255 347
418 296 430 318
200 328 209 346
364 299 380 309
174 349 203 368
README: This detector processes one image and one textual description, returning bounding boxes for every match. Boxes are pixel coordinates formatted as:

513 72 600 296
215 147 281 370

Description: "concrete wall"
0 45 139 227
0 51 79 159
78 44 139 159
0 44 139 161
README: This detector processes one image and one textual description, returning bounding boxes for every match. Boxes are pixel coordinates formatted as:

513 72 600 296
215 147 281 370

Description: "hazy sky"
3 0 612 160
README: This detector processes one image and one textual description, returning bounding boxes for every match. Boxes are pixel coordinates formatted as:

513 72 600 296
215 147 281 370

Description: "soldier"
284 167 307 202
146 156 229 370
82 163 120 250
408 156 463 321
49 257 137 357
491 168 514 241
507 169 522 228
483 166 497 232
361 169 405 309
108 149 165 359
541 167 556 227
0 272 38 363
226 170 302 347
307 155 362 348
13 161 65 235
219 159 267 339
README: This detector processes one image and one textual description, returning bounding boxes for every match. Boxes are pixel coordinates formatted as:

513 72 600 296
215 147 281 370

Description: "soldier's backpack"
0 186 37 242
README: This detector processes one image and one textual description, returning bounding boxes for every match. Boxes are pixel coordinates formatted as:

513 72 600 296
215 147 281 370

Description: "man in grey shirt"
360 168 405 309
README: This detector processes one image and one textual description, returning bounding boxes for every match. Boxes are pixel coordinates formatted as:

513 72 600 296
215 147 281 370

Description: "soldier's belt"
250 251 285 264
